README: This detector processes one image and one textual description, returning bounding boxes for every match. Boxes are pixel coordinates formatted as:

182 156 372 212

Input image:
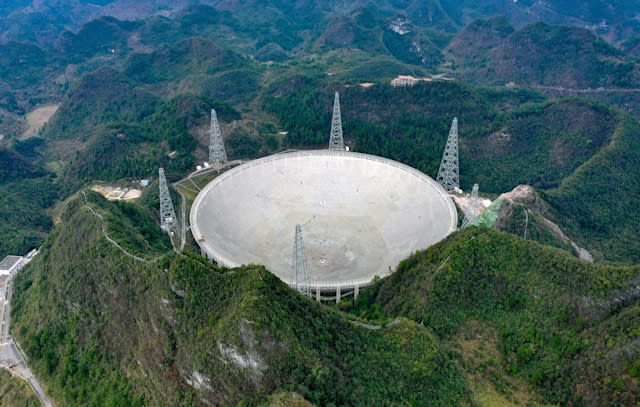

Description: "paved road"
173 159 245 252
532 85 640 94
182 159 245 181
0 266 54 406
179 190 187 251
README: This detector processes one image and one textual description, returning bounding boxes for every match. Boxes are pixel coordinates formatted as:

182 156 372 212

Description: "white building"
391 75 432 87
0 256 25 277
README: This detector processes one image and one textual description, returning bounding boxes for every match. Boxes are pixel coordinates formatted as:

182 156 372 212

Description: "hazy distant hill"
621 35 640 58
2 0 639 48
0 0 195 46
55 16 138 61
447 18 640 88
123 37 244 86
442 0 640 42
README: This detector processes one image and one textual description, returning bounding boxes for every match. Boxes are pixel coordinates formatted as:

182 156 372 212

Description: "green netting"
475 197 503 228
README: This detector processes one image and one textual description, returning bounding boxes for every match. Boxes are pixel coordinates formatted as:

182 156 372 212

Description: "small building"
0 256 25 277
391 75 432 87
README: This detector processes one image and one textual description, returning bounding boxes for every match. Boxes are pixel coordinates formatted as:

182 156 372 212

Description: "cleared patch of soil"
19 104 60 140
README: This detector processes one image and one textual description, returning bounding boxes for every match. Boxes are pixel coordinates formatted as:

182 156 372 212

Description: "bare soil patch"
19 104 60 140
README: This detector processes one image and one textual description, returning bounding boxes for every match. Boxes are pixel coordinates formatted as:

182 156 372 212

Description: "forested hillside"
12 192 468 406
3 0 639 47
0 371 40 406
447 18 640 88
544 115 640 263
0 152 58 258
351 228 640 406
11 192 640 405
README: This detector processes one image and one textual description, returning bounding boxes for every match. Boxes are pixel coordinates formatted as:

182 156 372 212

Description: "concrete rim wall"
190 150 458 291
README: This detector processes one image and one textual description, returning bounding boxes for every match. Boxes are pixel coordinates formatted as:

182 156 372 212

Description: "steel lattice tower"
328 91 344 150
462 183 480 228
436 117 460 192
208 108 228 169
290 224 311 296
158 168 177 233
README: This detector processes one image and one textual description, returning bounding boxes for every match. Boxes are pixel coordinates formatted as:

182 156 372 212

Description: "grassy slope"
12 192 468 406
352 227 640 406
0 370 40 407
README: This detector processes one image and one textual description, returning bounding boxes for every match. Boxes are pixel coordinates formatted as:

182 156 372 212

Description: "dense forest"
351 227 640 405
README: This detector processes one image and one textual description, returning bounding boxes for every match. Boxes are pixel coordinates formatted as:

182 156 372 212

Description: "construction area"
91 185 142 201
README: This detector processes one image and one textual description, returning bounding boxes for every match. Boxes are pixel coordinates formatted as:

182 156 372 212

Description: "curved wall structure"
190 150 457 291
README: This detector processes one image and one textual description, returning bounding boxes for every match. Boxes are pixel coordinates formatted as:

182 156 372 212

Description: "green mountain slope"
543 114 640 263
0 144 58 258
55 17 138 62
463 98 618 192
3 0 640 48
0 177 57 258
0 147 47 183
12 191 639 405
265 80 496 176
0 42 56 91
12 192 468 406
43 66 159 142
65 95 241 183
0 41 64 118
448 19 640 88
352 227 640 405
123 37 244 85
